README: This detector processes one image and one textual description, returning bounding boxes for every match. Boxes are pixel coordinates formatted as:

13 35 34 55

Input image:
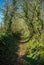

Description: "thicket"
0 0 44 65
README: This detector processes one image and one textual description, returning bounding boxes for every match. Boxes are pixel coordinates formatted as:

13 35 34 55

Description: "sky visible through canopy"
0 0 5 24
0 0 44 24
0 0 22 25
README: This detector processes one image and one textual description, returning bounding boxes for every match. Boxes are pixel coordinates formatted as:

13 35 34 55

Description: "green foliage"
3 0 10 32
25 32 44 65
0 33 19 65
0 0 44 65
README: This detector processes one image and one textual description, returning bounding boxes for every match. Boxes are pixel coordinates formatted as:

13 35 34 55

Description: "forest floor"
0 34 29 65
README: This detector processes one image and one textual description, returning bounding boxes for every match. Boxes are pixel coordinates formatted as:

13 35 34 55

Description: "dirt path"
17 43 26 57
15 43 26 65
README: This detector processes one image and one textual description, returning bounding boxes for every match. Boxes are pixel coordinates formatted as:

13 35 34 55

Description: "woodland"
0 0 44 65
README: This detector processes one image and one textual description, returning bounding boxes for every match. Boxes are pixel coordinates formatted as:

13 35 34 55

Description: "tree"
23 0 43 37
22 0 35 38
3 0 10 32
7 0 17 32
